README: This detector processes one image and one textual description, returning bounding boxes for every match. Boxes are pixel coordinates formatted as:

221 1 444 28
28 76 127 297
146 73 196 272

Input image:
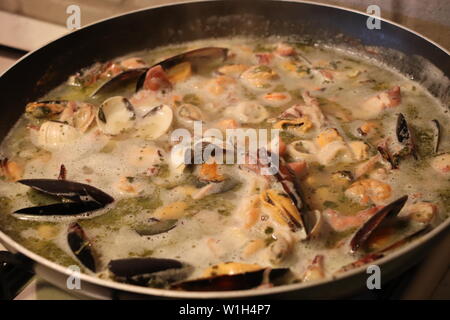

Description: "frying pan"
0 0 449 299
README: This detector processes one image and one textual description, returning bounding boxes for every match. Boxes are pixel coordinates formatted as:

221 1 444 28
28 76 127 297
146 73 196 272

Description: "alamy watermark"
366 265 381 290
66 265 81 290
366 5 381 30
66 5 81 30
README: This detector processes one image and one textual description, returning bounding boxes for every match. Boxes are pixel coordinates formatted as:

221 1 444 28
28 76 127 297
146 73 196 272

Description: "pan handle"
0 251 35 300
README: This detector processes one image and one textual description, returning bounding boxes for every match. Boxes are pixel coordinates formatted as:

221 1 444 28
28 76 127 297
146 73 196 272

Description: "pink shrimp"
275 43 296 56
255 53 273 65
324 206 380 232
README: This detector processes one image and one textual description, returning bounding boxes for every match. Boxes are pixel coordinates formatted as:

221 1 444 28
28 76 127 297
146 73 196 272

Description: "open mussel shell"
123 266 194 288
349 195 408 252
68 222 97 272
157 47 228 71
108 257 184 278
261 189 304 232
274 154 309 239
377 142 398 169
338 223 430 273
90 68 148 97
17 179 114 205
171 268 289 292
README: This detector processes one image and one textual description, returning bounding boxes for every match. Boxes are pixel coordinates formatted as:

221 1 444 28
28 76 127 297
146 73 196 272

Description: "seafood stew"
0 37 449 292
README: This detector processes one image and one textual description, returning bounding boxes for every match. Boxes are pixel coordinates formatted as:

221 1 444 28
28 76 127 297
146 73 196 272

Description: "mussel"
396 113 417 160
25 100 68 119
377 140 398 169
349 195 408 252
67 222 97 272
135 47 228 91
171 267 289 291
90 67 149 97
92 47 228 96
26 101 97 133
261 189 304 232
14 201 105 216
244 148 309 239
153 47 228 72
108 257 192 287
273 117 313 135
109 257 183 277
14 179 114 216
337 224 429 273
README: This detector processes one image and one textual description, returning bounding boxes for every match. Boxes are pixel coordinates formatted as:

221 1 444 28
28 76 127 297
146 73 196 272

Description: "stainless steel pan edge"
0 0 449 299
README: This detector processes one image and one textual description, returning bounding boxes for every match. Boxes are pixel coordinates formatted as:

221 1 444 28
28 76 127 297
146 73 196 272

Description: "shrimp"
215 118 239 130
323 206 380 232
275 43 296 57
260 92 292 107
0 158 23 182
142 65 172 91
242 239 265 258
255 52 274 65
198 162 225 182
345 178 392 205
402 202 437 224
114 176 142 194
242 195 261 229
360 86 402 119
354 154 382 179
286 161 307 178
207 75 236 95
358 121 378 136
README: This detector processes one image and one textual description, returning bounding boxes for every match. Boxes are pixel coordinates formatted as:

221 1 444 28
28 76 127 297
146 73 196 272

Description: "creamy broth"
0 37 449 291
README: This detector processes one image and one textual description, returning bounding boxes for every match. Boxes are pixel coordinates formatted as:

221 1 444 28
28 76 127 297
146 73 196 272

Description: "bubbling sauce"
0 37 449 291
